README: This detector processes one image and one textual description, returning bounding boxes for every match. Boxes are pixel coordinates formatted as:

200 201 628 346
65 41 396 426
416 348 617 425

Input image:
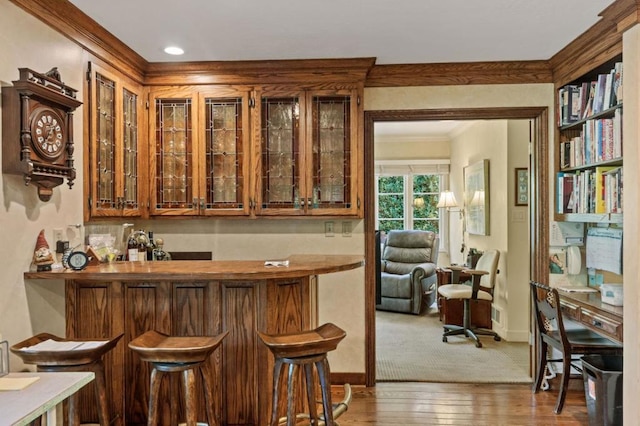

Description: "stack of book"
557 166 623 214
559 109 622 169
557 61 622 127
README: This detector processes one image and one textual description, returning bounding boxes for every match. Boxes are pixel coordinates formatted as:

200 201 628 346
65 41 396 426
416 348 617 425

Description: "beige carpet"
376 308 532 383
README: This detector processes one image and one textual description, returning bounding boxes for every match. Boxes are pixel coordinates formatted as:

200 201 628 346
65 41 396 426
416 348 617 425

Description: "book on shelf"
612 61 623 105
558 62 623 123
602 166 623 213
557 172 575 214
594 166 617 213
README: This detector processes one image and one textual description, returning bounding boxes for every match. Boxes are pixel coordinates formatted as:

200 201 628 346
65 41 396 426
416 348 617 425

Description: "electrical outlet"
324 221 335 237
342 221 352 237
53 228 64 243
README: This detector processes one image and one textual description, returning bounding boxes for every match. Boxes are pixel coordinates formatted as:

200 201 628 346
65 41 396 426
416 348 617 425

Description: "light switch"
342 221 352 237
325 222 335 237
513 210 526 222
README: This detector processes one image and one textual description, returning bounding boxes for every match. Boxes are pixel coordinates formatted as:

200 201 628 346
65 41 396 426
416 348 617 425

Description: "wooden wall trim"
550 0 637 87
144 57 376 86
9 0 147 82
363 107 548 387
365 60 553 87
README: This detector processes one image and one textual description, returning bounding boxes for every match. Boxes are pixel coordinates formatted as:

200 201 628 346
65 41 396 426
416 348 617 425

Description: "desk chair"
437 249 501 348
530 281 622 413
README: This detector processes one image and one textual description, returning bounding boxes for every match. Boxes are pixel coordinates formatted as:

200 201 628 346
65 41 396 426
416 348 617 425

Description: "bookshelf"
555 55 623 224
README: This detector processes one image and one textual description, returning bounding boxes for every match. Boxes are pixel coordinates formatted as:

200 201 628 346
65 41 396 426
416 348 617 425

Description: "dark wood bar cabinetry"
24 255 363 426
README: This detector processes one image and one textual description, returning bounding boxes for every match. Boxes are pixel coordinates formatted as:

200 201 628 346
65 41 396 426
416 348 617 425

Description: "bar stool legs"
128 330 227 426
258 323 350 426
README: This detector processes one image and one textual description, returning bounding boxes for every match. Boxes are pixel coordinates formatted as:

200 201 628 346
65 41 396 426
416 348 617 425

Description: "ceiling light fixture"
164 46 184 55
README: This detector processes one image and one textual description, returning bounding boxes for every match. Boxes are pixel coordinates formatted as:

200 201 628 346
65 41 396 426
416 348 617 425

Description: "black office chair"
530 281 622 414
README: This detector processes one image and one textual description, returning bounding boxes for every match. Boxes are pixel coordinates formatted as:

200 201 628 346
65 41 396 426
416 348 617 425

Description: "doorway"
363 107 550 386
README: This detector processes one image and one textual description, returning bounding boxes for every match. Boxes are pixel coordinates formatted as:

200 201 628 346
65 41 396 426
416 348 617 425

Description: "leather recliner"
376 230 439 315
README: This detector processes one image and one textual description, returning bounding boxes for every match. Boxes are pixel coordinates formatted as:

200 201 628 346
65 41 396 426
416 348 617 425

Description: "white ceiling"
68 0 613 65
66 0 614 138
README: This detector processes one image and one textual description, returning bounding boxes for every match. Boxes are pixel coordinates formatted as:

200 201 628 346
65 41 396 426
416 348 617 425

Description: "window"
375 160 451 250
376 173 442 233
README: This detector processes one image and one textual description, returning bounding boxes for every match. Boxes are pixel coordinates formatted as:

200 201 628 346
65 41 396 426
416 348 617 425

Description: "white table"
0 371 94 426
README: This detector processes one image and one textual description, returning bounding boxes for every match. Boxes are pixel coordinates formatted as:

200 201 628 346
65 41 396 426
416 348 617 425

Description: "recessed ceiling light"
164 46 184 55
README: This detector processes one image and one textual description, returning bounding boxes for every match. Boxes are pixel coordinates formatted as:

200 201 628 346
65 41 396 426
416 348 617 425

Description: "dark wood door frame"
364 107 550 386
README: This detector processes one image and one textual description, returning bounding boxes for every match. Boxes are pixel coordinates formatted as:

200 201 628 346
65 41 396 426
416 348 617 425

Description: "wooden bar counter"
24 255 364 426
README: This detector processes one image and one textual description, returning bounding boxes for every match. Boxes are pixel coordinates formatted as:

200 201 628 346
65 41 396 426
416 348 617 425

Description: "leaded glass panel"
96 73 116 208
122 88 138 208
261 97 300 207
155 99 193 208
205 97 243 208
311 96 350 209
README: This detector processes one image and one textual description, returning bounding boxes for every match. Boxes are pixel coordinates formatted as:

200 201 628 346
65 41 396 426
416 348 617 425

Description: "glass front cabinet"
87 76 362 220
254 87 360 217
148 87 252 216
87 62 145 218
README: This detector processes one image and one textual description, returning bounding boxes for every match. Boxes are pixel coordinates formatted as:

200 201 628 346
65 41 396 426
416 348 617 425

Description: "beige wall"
375 136 450 160
448 120 529 340
622 24 639 426
0 1 85 370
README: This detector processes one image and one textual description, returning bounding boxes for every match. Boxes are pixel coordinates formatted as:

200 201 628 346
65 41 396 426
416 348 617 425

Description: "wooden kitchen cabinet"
85 61 146 219
253 87 361 217
148 86 252 216
85 59 368 220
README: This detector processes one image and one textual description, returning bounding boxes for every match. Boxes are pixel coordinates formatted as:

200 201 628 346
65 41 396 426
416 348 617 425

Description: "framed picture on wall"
515 168 528 206
463 159 490 235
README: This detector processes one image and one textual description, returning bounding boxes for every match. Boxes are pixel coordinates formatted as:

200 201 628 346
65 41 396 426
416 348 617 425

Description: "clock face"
30 108 66 160
68 251 89 270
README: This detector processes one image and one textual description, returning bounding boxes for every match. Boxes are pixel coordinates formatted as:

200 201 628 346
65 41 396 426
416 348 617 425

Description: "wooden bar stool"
128 330 227 426
257 323 348 426
10 332 123 426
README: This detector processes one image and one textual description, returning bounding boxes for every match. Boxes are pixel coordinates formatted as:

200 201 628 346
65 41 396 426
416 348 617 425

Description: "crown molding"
365 60 553 87
550 0 637 87
9 0 148 82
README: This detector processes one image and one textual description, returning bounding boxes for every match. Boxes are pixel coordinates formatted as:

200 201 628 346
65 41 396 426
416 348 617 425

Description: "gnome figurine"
33 229 55 271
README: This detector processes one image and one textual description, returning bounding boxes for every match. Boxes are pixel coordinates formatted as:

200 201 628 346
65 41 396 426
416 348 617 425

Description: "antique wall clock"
2 67 82 201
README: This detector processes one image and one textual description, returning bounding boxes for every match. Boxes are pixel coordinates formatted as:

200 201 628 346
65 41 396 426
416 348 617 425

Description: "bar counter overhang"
24 254 364 426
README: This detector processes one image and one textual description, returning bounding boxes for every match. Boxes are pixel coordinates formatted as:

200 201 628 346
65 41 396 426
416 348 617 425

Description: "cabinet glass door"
122 88 139 211
152 97 196 214
258 94 304 214
307 91 358 215
87 62 144 219
201 94 250 215
95 72 116 211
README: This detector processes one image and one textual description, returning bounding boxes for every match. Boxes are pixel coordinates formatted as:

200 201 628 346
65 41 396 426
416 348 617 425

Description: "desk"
558 290 623 343
436 268 492 329
0 372 94 426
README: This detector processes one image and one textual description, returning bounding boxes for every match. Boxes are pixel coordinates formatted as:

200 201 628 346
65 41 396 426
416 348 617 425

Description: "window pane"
413 174 440 193
379 220 404 233
377 175 405 230
378 176 403 194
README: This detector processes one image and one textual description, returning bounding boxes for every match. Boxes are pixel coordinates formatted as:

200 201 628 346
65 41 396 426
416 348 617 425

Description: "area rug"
376 308 532 383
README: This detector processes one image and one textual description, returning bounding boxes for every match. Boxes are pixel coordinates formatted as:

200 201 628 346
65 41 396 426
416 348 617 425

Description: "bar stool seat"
10 332 123 426
257 323 349 426
128 330 227 426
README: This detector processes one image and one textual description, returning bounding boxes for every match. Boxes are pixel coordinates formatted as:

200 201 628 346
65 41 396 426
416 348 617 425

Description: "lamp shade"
436 191 458 209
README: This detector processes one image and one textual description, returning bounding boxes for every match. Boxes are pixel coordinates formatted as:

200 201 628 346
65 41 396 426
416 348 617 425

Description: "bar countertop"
24 254 365 281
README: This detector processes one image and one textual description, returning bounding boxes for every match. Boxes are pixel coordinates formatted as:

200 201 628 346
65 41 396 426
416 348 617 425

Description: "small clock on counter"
67 251 89 270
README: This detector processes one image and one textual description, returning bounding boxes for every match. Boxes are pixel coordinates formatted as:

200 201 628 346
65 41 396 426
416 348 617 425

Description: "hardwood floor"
333 381 590 425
